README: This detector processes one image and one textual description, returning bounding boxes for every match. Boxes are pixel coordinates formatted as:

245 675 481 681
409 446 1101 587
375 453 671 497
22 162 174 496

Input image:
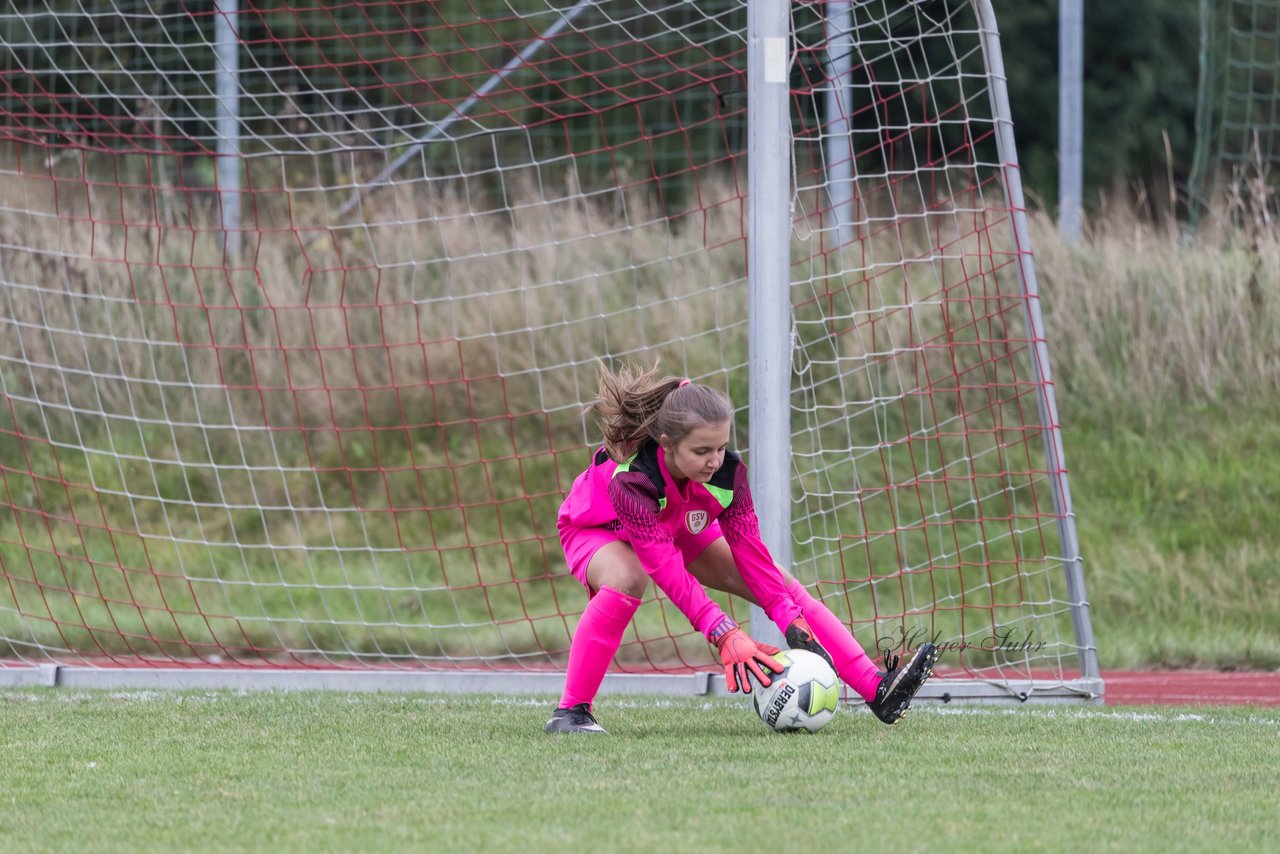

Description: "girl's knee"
598 563 648 599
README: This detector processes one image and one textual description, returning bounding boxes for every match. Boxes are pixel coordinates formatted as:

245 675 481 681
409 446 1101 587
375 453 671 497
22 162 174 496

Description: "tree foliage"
1 0 1211 209
996 0 1202 208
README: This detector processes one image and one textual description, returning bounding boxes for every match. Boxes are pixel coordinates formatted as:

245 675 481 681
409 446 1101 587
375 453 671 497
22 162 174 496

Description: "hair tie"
678 379 692 388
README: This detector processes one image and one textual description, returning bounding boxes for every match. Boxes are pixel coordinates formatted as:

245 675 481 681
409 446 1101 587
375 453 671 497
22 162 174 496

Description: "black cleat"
867 643 939 725
785 618 835 671
544 702 608 734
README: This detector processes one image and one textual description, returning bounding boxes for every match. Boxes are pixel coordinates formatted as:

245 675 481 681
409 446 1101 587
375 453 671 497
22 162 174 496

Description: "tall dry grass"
0 160 753 455
7 152 1272 438
1031 197 1280 420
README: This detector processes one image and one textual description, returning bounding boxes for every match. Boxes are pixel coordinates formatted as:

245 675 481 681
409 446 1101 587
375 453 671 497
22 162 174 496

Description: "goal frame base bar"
0 665 1103 705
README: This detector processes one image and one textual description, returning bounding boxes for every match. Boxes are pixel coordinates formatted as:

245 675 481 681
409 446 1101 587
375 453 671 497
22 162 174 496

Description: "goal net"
1190 0 1280 223
0 0 1098 701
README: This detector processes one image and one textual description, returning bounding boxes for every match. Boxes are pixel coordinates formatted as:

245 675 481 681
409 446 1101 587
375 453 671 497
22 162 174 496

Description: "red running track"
1102 670 1280 707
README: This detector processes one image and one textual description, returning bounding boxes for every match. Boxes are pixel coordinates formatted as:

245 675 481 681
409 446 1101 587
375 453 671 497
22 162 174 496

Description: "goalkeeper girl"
546 363 938 734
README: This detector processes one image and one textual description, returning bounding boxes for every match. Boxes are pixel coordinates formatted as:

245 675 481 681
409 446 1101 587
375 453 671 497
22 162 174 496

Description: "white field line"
916 704 1280 726
3 689 1277 727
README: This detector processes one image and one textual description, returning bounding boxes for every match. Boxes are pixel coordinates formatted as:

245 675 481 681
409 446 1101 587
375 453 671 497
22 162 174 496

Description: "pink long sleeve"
718 464 802 629
609 475 729 639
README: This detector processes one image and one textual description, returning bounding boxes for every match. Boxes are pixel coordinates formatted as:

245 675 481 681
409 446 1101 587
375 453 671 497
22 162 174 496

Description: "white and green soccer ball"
752 649 840 733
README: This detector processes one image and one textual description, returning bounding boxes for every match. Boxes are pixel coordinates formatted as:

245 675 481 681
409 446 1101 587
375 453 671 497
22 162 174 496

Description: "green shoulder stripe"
705 451 740 508
705 482 733 509
611 442 667 510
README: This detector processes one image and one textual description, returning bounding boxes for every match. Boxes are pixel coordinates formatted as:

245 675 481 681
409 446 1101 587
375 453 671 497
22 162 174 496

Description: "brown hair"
587 361 733 461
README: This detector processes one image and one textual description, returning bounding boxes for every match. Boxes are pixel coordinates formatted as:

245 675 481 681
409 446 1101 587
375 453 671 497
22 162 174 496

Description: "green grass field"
2 690 1277 853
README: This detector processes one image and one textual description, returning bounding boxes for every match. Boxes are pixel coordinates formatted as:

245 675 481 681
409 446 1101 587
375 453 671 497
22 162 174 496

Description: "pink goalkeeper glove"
709 617 783 694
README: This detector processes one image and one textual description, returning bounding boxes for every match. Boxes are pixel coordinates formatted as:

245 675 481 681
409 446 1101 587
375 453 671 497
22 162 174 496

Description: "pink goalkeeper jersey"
559 440 801 639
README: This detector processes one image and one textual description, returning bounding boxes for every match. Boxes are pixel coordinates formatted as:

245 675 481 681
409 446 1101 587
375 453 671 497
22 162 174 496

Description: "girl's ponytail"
587 361 732 460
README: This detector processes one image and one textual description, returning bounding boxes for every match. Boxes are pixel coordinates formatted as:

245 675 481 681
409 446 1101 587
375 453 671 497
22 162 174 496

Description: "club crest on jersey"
685 510 709 535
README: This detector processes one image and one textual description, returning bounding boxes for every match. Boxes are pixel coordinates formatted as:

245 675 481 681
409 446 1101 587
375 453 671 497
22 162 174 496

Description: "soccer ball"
752 649 840 733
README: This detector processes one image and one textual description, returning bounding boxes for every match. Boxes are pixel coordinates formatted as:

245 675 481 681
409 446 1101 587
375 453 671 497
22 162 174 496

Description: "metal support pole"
747 0 792 648
976 0 1099 680
825 0 855 252
332 0 593 223
1187 0 1217 224
1058 0 1083 241
214 0 241 258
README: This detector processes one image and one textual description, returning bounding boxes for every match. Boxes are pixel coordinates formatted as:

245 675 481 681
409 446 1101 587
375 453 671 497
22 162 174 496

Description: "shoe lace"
880 648 901 675
568 703 597 724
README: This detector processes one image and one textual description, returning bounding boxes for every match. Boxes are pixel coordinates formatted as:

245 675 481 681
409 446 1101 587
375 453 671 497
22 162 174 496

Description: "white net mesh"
0 0 1092 691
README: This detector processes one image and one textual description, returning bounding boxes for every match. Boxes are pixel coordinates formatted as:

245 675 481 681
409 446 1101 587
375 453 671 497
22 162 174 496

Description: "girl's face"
661 420 731 484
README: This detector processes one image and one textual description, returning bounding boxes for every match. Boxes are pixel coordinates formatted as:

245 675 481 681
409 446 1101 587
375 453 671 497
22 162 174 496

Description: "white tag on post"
763 36 787 83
